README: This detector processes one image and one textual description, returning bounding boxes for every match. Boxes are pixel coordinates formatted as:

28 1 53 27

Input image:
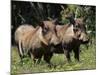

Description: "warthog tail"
18 40 23 56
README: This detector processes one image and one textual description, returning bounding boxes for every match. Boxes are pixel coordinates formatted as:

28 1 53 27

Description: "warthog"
14 21 60 64
42 18 89 65
56 24 89 62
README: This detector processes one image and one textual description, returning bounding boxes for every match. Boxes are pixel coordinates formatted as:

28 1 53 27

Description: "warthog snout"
49 33 60 45
79 32 89 44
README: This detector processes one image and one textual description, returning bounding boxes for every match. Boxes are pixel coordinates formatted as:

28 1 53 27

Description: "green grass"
11 42 96 75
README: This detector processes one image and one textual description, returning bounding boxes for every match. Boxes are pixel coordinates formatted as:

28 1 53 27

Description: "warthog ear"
64 25 74 37
39 21 45 28
51 19 58 25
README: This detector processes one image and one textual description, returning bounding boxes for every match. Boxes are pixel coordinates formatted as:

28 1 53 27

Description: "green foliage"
60 4 96 33
11 1 96 29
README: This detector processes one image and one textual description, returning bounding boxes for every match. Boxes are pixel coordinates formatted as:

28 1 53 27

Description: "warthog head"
40 20 60 45
64 12 89 44
73 18 89 44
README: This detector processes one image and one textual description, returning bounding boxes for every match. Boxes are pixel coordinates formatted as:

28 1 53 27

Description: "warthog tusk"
38 27 48 45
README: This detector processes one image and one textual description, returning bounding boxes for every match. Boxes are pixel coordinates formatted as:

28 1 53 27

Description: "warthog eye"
75 24 80 28
42 27 49 35
78 33 81 38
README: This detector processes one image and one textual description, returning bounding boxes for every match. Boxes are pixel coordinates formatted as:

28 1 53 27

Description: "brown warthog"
14 21 60 64
42 18 89 65
56 24 89 62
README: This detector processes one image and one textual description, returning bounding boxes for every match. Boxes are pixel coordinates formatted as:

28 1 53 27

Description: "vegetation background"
11 1 96 75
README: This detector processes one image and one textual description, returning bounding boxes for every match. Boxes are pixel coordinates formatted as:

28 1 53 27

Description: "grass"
11 41 96 75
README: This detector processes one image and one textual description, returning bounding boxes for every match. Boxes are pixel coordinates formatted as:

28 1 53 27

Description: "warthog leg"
28 48 43 64
73 47 80 61
44 51 53 67
62 43 71 62
33 58 42 64
63 49 71 62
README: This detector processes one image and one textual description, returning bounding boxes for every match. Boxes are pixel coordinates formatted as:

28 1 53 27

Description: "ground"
11 41 96 75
